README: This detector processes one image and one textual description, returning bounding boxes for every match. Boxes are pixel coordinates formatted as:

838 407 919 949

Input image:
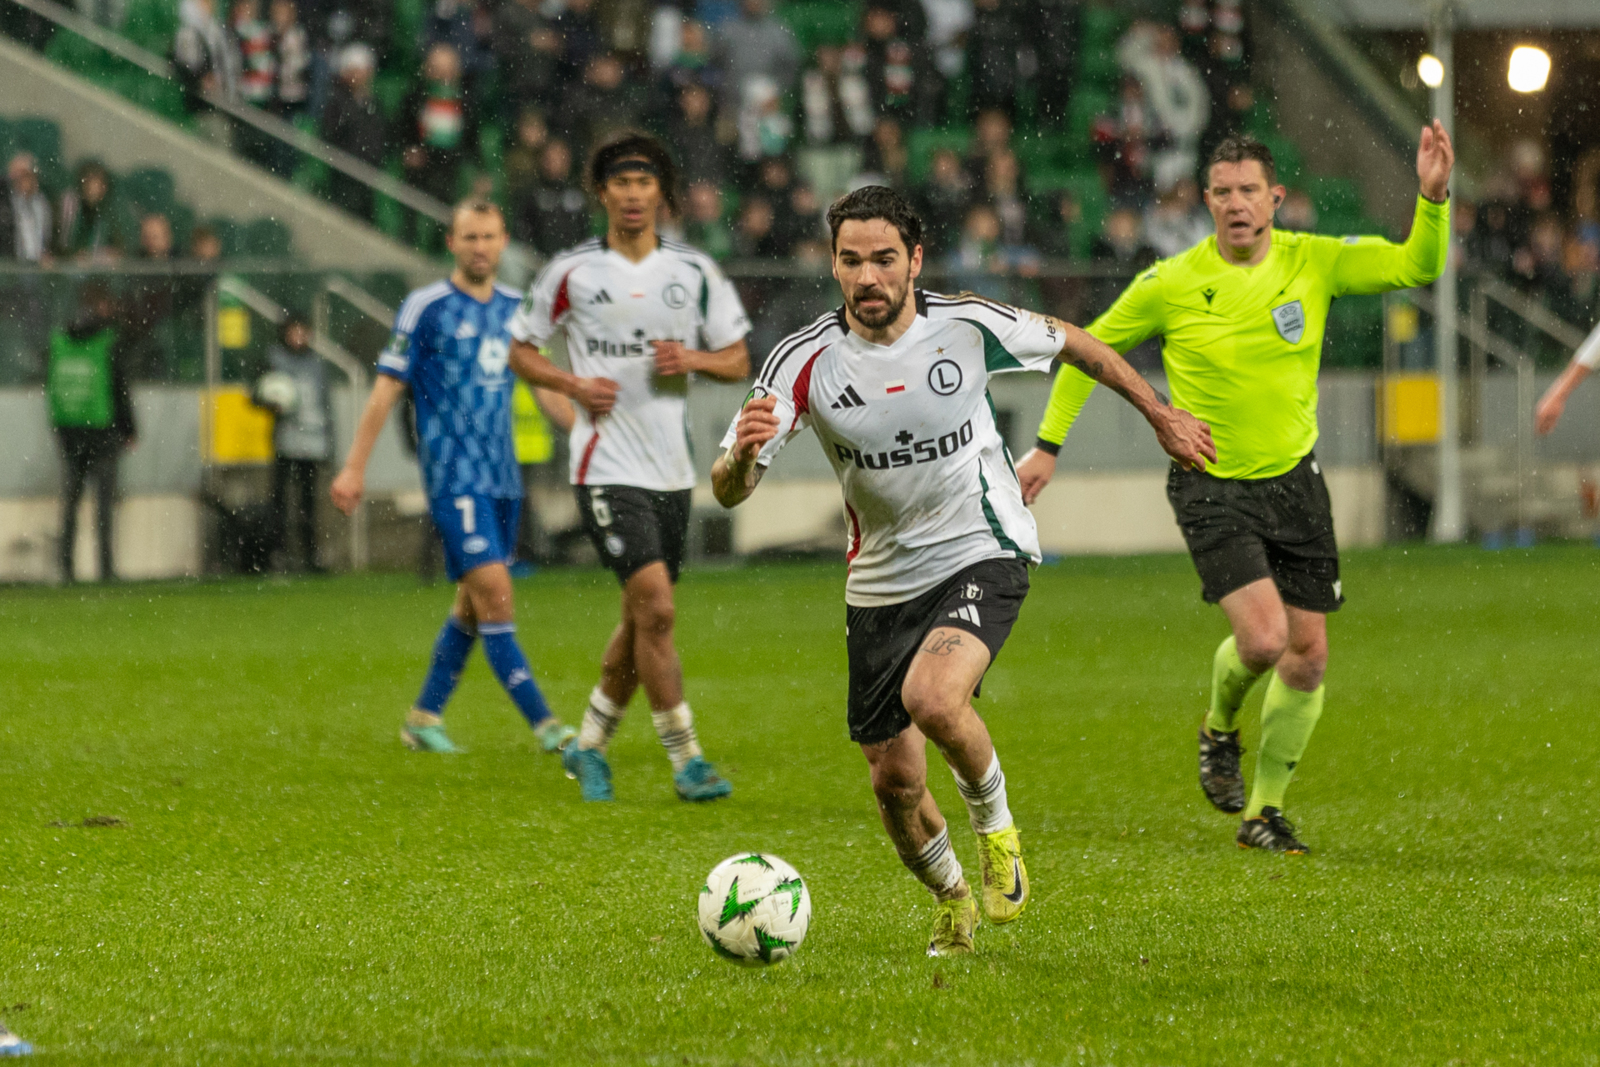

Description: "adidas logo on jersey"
591 289 614 304
454 321 478 339
948 604 981 626
830 385 866 409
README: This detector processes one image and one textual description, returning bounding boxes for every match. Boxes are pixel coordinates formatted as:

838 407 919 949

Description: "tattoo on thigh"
920 631 965 656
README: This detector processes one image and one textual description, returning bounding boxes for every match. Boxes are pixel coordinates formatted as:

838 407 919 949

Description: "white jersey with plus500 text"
720 291 1064 606
509 236 751 491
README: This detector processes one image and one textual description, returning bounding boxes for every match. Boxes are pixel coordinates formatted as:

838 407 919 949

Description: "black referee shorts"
1166 452 1343 614
844 558 1030 746
575 484 693 584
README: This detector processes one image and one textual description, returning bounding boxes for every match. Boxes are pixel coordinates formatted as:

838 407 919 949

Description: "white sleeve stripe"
1576 320 1600 369
395 281 451 333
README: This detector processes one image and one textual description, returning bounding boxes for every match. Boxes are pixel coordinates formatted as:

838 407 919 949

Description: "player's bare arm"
1416 119 1454 203
652 339 751 382
509 338 619 417
710 394 778 507
1049 316 1217 471
533 385 577 434
330 373 407 515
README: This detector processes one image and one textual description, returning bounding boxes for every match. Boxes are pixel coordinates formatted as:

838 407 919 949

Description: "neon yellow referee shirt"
1038 195 1449 480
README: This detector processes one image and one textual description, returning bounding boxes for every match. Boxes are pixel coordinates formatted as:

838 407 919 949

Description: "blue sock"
479 622 553 728
415 617 477 714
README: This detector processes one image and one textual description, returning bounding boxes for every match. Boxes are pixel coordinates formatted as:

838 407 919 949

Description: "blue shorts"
430 493 522 582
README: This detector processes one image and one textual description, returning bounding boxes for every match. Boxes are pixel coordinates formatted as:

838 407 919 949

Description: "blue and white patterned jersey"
378 279 524 500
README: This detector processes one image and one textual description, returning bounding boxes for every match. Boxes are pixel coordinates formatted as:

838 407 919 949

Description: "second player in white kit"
509 132 751 803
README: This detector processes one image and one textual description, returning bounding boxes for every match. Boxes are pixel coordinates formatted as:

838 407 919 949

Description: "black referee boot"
1198 723 1246 814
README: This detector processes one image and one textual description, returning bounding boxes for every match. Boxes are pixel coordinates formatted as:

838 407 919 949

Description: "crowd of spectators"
118 0 1264 266
1450 141 1600 341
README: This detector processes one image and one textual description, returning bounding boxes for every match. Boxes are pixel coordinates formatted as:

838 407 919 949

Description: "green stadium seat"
122 167 178 216
44 30 110 79
243 217 294 257
778 1 861 51
204 217 243 256
120 0 180 52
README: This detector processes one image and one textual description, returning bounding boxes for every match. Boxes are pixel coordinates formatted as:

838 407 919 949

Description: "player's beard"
847 277 910 330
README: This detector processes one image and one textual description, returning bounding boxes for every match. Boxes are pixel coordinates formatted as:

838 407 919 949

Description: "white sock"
651 701 702 772
577 687 625 753
953 754 1013 835
903 826 965 899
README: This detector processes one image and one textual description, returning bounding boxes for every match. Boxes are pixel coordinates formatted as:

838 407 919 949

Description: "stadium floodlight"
1507 46 1550 93
1417 54 1445 89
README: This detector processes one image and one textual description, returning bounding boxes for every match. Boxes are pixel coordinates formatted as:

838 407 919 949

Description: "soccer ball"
255 371 299 415
697 853 811 966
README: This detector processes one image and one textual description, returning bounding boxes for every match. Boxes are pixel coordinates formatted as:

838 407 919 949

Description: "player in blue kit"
332 199 591 754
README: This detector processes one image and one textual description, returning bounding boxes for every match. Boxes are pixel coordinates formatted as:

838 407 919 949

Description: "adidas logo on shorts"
947 604 981 626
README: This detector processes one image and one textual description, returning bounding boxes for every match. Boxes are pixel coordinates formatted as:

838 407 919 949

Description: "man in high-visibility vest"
47 282 136 583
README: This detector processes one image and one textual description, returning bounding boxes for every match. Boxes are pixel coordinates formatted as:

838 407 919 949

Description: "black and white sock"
903 826 965 899
953 754 1012 835
577 687 625 753
651 701 702 772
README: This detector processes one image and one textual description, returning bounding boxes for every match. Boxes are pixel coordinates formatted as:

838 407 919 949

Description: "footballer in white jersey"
509 132 748 806
713 186 1215 955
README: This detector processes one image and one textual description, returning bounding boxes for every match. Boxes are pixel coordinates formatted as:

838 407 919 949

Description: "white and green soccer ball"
255 371 300 415
697 853 811 966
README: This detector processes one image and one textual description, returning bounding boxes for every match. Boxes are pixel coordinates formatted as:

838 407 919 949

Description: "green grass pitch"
3 545 1599 1064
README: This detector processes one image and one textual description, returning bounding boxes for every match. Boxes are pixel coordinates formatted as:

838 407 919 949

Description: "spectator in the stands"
1029 187 1081 260
657 18 719 99
268 0 312 172
1028 0 1080 128
1468 199 1519 278
860 116 909 190
684 180 734 261
519 139 591 255
735 195 784 258
175 0 242 147
666 81 730 188
1145 177 1212 255
800 43 874 196
57 162 124 262
260 315 332 572
135 213 174 261
1091 206 1159 270
1514 213 1569 300
1093 76 1158 209
401 43 476 229
233 0 276 114
983 149 1028 250
122 213 179 378
947 202 1002 293
964 109 1016 187
4 152 52 265
320 43 386 221
965 0 1023 118
1274 188 1317 234
424 0 495 104
189 224 224 262
915 146 973 256
49 282 136 584
504 108 548 217
735 75 794 165
553 0 605 87
560 54 644 162
714 0 801 113
1118 21 1209 191
496 0 564 116
863 1 931 126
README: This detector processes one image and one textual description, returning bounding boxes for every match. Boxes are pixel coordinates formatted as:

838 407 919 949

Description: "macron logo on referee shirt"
948 605 981 626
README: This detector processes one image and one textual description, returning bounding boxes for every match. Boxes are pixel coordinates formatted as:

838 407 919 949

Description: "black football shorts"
575 484 693 584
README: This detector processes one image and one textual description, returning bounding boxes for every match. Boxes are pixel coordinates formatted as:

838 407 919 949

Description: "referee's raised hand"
1417 119 1454 203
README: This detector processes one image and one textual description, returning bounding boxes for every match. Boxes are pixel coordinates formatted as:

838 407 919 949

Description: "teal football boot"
674 756 732 801
400 710 460 754
563 745 614 801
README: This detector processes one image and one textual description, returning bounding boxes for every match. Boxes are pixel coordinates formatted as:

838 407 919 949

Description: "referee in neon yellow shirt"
1018 124 1455 853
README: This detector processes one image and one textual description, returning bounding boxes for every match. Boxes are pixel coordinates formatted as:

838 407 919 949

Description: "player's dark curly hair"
825 185 924 254
1207 135 1277 186
588 130 679 212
